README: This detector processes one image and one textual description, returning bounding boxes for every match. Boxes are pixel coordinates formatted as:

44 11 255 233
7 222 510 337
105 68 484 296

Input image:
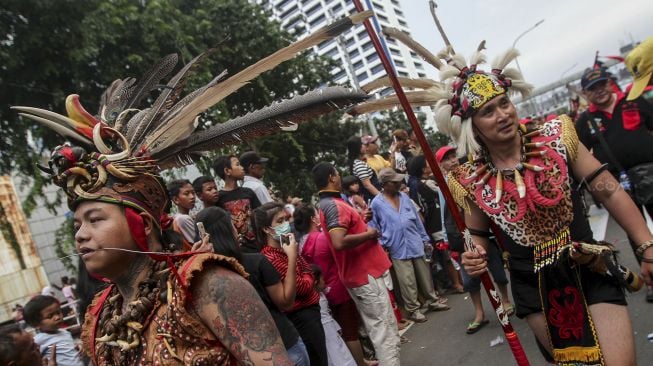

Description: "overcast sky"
401 0 653 88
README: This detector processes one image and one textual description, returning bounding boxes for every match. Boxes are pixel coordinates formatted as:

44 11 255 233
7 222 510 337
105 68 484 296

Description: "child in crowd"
167 179 198 250
312 265 357 366
213 155 261 253
192 175 219 208
0 323 56 366
23 295 83 366
341 175 366 213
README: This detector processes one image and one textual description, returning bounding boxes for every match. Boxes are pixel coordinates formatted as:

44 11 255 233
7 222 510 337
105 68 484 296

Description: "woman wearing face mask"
254 202 328 366
294 204 367 365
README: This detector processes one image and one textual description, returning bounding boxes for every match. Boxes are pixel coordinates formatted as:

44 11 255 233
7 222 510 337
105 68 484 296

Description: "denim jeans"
286 338 310 366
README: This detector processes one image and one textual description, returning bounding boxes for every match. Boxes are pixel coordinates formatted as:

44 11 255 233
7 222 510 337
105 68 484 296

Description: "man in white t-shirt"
240 151 274 204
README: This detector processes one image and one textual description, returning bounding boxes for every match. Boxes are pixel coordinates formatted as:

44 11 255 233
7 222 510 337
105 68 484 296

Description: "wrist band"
635 240 653 259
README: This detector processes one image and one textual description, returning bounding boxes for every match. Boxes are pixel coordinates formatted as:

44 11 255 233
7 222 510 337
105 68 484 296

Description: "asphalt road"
399 215 653 365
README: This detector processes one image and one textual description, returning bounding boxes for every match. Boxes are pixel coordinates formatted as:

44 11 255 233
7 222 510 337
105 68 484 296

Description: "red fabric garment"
588 90 626 118
261 245 320 312
301 231 351 305
317 191 392 288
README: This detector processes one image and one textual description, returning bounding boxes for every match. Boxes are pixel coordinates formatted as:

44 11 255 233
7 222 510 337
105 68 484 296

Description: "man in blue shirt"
370 168 449 323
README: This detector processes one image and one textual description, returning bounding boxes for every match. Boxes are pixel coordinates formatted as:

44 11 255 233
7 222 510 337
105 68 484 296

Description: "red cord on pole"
350 1 530 365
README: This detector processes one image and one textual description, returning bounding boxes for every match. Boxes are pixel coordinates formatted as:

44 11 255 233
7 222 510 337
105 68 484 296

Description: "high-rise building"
0 176 49 322
259 0 435 127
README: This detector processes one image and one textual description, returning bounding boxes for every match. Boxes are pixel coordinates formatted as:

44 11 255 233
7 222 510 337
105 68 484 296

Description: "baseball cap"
239 151 268 168
626 36 653 101
378 168 405 184
361 135 378 144
435 146 456 163
580 68 611 90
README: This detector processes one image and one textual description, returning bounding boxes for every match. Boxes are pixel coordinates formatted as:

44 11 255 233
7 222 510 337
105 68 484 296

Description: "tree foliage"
0 0 335 214
366 110 451 153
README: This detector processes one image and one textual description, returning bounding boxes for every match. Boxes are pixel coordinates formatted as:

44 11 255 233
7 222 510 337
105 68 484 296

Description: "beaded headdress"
349 28 533 155
13 12 371 228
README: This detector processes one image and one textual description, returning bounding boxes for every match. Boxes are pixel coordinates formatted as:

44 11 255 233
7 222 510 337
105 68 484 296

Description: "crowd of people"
1 22 652 366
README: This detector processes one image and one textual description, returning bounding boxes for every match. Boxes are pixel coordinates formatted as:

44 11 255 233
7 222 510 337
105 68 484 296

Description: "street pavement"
399 213 653 365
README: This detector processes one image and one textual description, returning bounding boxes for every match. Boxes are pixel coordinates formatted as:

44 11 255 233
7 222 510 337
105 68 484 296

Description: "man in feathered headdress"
12 12 371 365
350 28 653 364
438 48 653 365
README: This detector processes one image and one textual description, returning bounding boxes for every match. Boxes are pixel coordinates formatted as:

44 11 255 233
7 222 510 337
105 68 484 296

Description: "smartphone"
197 222 206 238
280 234 290 245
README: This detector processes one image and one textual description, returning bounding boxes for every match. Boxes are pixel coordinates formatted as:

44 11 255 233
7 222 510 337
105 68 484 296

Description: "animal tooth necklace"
467 125 545 203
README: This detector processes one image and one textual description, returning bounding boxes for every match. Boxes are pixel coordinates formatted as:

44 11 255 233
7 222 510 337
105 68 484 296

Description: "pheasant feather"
144 10 373 154
382 27 443 70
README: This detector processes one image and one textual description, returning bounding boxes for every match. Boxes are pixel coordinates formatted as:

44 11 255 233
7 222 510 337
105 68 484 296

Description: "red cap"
435 146 456 163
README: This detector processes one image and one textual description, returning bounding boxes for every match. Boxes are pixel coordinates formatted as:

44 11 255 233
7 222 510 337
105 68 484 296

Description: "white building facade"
259 0 436 127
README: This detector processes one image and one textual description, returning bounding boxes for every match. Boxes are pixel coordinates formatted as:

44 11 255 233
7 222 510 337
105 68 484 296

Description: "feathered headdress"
13 11 372 224
349 27 533 156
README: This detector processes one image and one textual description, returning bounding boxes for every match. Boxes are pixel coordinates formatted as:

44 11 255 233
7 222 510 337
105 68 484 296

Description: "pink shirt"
301 231 351 305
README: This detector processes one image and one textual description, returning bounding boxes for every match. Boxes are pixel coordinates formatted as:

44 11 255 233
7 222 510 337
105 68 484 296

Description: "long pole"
350 2 530 365
512 19 545 75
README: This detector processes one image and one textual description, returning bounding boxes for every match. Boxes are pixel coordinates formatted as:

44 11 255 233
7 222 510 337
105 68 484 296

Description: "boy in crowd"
0 323 56 366
167 179 198 250
192 175 219 209
213 155 262 252
23 295 83 366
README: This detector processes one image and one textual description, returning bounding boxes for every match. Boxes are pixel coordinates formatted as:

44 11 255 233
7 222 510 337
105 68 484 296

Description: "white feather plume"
491 48 520 71
450 54 468 70
469 51 487 66
439 65 461 82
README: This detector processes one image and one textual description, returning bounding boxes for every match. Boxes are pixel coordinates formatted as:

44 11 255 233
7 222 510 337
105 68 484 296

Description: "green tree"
0 0 335 214
364 110 451 153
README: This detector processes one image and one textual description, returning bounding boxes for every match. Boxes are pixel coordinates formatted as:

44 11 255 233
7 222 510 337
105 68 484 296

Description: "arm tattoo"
196 266 290 365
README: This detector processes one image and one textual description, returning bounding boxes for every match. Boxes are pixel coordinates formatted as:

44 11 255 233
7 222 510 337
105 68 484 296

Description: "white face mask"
271 221 291 240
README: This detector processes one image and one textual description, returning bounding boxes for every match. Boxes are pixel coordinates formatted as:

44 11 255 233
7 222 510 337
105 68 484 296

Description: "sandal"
466 319 489 334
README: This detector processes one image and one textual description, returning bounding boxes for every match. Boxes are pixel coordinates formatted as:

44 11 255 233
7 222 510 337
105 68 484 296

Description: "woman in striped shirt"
347 136 381 203
253 202 328 366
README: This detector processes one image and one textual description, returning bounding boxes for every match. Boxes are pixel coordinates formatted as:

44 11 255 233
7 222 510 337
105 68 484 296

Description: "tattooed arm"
193 264 291 365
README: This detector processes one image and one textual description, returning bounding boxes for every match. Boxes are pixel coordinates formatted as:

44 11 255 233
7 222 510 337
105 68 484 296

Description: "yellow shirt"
366 154 391 174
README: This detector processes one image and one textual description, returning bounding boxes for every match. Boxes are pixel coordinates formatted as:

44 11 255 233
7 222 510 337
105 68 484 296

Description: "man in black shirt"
576 67 653 208
576 67 653 302
213 155 262 252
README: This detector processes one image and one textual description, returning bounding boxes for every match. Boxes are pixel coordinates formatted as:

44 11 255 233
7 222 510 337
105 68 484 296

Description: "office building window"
309 14 326 27
371 63 384 74
366 53 379 63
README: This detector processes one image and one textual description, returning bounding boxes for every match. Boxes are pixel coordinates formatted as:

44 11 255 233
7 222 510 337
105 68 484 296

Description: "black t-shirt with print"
576 96 653 177
217 187 261 245
241 253 299 348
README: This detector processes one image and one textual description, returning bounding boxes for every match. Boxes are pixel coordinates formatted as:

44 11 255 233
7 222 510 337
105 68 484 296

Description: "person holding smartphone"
254 203 328 366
